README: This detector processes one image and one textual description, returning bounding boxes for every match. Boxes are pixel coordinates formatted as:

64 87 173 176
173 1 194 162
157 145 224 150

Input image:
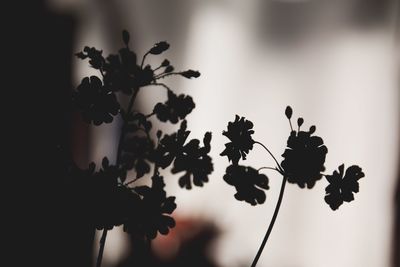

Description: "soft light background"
51 0 400 266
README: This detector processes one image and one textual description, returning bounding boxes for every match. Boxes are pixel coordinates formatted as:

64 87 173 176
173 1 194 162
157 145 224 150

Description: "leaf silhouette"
72 76 120 125
223 165 269 205
324 164 365 210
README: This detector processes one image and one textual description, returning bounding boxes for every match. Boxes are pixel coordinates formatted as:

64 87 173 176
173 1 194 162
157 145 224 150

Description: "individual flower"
103 48 154 94
324 164 365 210
75 46 105 69
153 90 195 123
125 175 177 239
154 120 190 168
220 115 255 165
172 133 213 189
281 127 328 189
223 165 269 205
73 76 120 125
121 136 154 178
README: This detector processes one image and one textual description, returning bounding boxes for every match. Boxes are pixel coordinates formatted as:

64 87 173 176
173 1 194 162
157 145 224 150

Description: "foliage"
71 30 213 243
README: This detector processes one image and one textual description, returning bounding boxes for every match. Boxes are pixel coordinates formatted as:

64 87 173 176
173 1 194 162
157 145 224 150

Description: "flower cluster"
220 106 364 210
70 30 213 241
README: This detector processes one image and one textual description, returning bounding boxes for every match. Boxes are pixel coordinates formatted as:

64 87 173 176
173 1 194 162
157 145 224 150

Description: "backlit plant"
70 30 365 267
220 106 365 267
71 30 212 267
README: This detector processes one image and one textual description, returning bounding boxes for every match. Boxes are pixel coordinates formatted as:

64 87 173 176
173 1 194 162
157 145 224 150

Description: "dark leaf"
223 165 269 205
172 133 213 189
124 175 176 239
324 164 365 210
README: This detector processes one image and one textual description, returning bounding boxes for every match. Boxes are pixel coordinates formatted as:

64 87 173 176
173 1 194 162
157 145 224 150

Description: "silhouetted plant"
71 30 365 267
220 106 365 267
71 30 213 267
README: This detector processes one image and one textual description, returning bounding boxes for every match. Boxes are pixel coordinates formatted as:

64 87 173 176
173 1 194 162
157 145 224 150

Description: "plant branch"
97 88 141 267
254 141 284 173
257 167 283 175
250 176 288 267
141 52 150 69
150 82 172 92
154 72 180 79
95 229 108 267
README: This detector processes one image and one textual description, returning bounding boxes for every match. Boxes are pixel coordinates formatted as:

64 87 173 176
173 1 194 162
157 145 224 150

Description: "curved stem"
145 112 155 118
254 141 284 173
127 89 139 115
116 89 140 164
96 229 108 267
150 82 172 92
97 89 140 267
288 120 293 132
257 167 283 175
154 72 180 80
250 176 287 267
141 52 150 69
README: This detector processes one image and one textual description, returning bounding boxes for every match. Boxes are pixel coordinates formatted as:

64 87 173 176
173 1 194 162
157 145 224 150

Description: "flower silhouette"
76 46 105 69
73 76 120 125
223 165 269 205
126 175 177 239
324 164 365 210
103 49 154 94
122 136 154 178
155 120 190 169
281 128 328 189
154 90 195 123
172 133 213 189
220 115 255 165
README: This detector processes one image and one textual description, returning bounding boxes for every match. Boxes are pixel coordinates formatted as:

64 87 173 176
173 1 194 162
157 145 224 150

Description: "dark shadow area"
6 1 94 266
117 217 220 267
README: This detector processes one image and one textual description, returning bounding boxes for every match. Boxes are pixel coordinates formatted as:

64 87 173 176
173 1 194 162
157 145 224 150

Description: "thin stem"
257 166 283 175
150 82 172 92
154 72 181 80
288 119 293 132
250 176 287 267
117 88 140 164
96 88 140 267
254 141 284 173
145 112 155 118
124 177 139 187
141 52 150 69
127 89 139 115
96 229 108 267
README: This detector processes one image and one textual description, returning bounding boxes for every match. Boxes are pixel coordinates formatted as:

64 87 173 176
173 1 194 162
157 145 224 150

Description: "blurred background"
14 0 400 266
